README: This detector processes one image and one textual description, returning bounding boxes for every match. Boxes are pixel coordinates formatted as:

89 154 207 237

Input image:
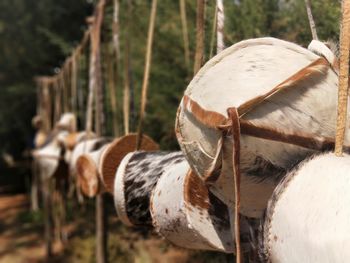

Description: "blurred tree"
0 0 342 160
0 0 93 160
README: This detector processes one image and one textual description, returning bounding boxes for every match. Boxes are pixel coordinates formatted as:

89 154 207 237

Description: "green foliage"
0 0 93 160
0 0 342 157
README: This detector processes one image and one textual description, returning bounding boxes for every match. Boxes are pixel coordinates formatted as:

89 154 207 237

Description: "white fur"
151 161 234 252
70 138 105 174
113 152 134 226
308 40 336 66
265 153 350 263
56 113 77 132
33 140 61 179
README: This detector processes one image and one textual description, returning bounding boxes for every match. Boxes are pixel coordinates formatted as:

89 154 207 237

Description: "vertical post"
71 52 78 115
87 1 107 263
42 177 53 260
42 80 52 133
31 160 39 211
335 0 350 156
193 0 205 75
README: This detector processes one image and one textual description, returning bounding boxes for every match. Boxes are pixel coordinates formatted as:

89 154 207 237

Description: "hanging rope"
136 0 158 149
335 0 350 156
209 4 218 59
179 0 190 71
304 0 318 40
193 0 205 75
216 0 225 53
123 0 132 135
227 107 242 263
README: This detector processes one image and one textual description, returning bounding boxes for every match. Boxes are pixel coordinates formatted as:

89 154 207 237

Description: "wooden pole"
193 0 205 75
86 1 107 262
179 0 190 71
31 160 39 211
304 0 318 40
136 0 158 149
42 177 53 260
335 0 350 156
71 52 78 115
42 79 52 132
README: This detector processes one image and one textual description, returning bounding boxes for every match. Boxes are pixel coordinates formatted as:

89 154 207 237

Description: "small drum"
33 138 62 180
114 151 184 227
76 143 110 197
99 133 159 193
151 161 235 252
69 137 110 175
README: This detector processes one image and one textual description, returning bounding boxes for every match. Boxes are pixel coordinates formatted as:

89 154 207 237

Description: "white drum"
261 153 350 262
176 37 345 218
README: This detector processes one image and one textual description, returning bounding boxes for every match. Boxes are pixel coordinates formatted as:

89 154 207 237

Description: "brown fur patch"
240 119 335 151
76 155 99 197
184 170 210 210
183 95 227 129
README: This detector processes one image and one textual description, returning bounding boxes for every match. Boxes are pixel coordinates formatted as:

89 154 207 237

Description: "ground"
0 190 232 263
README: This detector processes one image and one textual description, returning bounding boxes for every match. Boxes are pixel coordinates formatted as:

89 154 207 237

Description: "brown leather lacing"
227 107 242 263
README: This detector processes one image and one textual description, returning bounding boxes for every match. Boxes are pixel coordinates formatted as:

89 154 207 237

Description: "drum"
99 133 159 193
76 143 110 197
261 153 350 262
176 37 344 218
113 151 184 226
151 161 235 252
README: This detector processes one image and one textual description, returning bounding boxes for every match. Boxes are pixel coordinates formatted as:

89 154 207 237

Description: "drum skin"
261 153 350 263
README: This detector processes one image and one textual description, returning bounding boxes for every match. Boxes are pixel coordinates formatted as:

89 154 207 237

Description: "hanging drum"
176 37 345 218
57 131 94 152
261 153 350 262
55 112 77 132
150 160 239 252
114 151 184 227
57 131 95 164
99 133 159 193
69 137 110 175
33 131 69 180
76 143 110 197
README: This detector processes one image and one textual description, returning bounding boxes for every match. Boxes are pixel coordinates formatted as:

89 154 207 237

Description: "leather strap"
227 107 242 262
